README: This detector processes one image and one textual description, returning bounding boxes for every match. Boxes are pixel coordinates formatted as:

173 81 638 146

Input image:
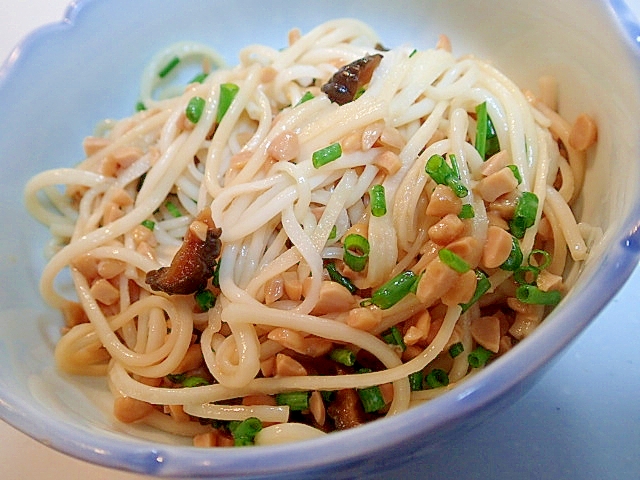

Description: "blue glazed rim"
1 0 640 478
610 0 640 47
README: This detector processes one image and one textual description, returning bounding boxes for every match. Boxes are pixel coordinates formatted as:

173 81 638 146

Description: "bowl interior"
1 0 639 477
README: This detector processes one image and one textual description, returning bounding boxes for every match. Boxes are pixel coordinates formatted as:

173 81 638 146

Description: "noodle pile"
25 19 596 446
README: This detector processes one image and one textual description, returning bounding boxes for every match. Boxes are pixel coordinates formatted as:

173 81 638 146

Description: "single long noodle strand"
183 402 289 424
545 185 588 261
528 96 586 201
542 202 569 275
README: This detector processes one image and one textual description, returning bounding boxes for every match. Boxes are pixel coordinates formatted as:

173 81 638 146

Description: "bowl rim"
1 0 640 477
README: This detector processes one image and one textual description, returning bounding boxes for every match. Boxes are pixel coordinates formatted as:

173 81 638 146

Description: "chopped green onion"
409 48 418 58
507 165 522 184
158 56 180 78
425 154 468 198
475 101 489 159
190 72 208 84
343 234 370 272
296 91 315 105
329 348 357 366
528 249 552 270
487 136 500 159
141 219 155 231
185 96 206 123
354 86 367 100
438 248 470 273
370 270 418 310
513 265 540 285
460 269 491 312
182 376 210 388
458 204 475 219
321 390 335 403
229 417 262 446
276 391 309 411
468 346 493 368
475 101 500 160
370 184 387 217
165 201 182 218
326 262 357 294
448 342 465 358
409 371 424 391
166 373 186 384
217 83 240 123
425 369 450 388
212 260 220 288
515 284 562 306
509 192 539 239
382 326 406 351
312 143 342 169
166 373 209 387
425 154 450 185
137 173 147 192
135 101 146 112
357 385 386 413
500 236 524 271
195 289 217 312
328 225 337 240
512 249 553 286
450 154 461 179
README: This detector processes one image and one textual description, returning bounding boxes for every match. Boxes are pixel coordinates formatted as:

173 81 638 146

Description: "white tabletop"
1 2 639 479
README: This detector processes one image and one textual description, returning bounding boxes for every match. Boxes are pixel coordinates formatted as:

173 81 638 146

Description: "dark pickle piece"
321 54 383 105
146 208 222 295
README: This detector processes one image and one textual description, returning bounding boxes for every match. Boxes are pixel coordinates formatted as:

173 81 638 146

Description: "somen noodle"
24 19 597 447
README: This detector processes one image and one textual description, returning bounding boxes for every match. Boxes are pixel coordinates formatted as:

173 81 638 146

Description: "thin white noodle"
545 186 588 261
183 403 289 424
27 19 594 443
254 423 327 445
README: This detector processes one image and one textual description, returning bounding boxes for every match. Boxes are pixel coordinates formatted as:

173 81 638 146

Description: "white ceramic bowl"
1 0 639 478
